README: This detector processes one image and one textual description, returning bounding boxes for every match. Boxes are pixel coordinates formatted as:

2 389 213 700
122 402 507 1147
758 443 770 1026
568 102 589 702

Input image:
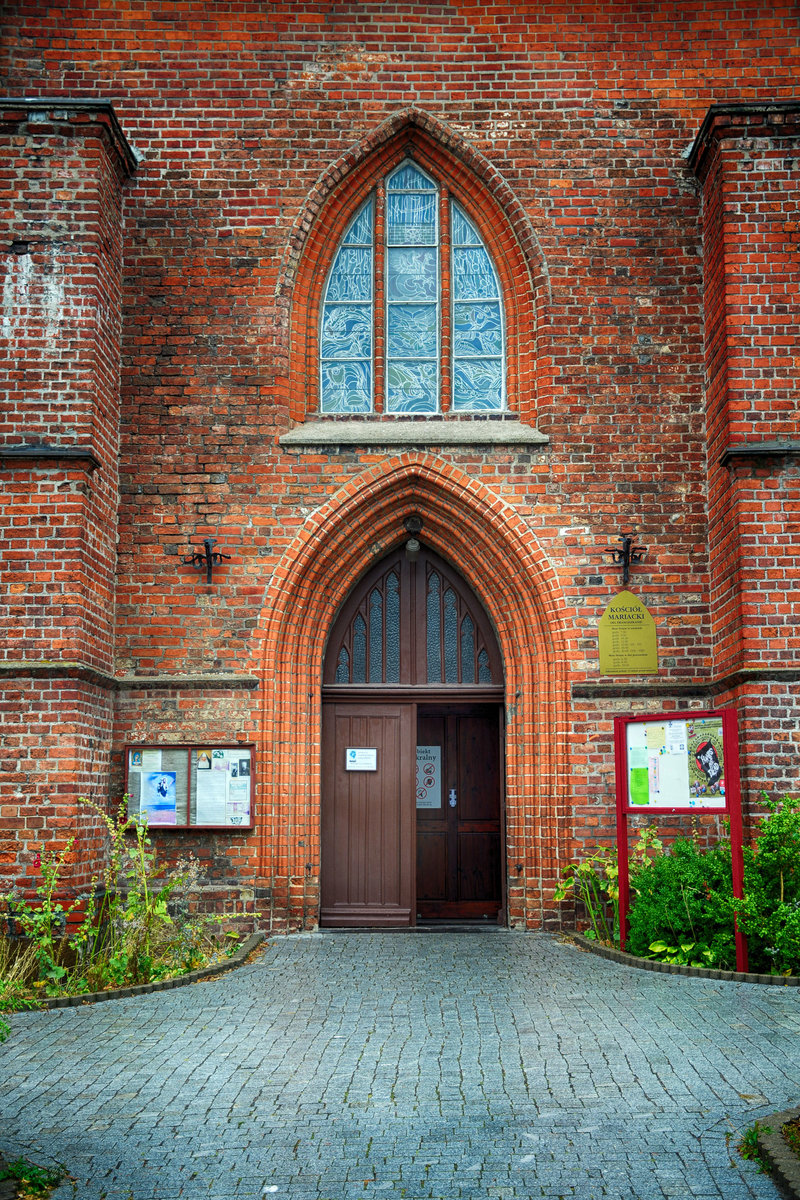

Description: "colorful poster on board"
626 715 726 809
141 771 178 824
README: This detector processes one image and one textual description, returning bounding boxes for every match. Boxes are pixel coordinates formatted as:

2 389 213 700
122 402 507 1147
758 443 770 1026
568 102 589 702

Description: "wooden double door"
320 701 503 926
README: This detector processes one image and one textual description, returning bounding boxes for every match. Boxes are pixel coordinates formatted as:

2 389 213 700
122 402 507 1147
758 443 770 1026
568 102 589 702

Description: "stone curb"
757 1107 800 1200
33 932 266 1010
567 932 800 986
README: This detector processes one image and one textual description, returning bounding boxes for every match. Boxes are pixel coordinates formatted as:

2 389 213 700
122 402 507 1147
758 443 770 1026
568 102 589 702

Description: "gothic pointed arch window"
319 160 505 415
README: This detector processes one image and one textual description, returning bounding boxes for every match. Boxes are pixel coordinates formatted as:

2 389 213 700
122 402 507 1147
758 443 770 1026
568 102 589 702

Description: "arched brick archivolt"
279 107 550 425
254 454 571 931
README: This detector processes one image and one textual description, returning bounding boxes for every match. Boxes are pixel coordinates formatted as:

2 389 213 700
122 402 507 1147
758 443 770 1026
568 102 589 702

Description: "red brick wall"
693 107 800 682
0 105 132 903
1 106 132 671
0 676 113 893
1 5 798 929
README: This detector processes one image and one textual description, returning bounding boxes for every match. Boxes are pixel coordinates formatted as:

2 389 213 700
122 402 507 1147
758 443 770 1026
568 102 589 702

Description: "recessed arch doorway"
320 544 505 927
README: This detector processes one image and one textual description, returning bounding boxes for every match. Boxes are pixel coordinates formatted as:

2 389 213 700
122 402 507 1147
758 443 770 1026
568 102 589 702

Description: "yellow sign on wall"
598 590 658 675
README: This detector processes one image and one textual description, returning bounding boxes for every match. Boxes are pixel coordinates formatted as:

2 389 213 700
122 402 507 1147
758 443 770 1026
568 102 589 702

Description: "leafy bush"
626 837 736 969
735 794 800 974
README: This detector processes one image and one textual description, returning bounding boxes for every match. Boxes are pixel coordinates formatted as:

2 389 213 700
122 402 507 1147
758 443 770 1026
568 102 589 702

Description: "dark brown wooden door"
416 706 502 920
320 703 415 927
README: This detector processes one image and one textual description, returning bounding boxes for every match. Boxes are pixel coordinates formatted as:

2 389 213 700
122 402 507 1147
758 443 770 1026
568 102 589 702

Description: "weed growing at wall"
554 827 663 946
0 799 257 1024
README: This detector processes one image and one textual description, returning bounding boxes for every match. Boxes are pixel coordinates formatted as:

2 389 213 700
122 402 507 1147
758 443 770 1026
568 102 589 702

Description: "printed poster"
142 771 178 824
416 746 442 809
195 748 252 825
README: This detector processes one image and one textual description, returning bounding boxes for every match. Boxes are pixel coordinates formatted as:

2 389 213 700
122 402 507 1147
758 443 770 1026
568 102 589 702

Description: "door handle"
449 788 457 808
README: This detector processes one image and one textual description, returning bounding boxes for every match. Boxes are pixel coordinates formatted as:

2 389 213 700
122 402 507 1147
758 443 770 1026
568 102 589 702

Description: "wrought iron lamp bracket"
182 537 231 585
604 534 645 587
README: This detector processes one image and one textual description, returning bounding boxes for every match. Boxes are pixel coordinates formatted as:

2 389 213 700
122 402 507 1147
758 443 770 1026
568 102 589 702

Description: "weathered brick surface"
1 4 798 929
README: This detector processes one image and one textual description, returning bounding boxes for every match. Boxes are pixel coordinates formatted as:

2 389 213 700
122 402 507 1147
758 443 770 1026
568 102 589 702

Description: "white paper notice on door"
346 748 377 771
416 745 441 809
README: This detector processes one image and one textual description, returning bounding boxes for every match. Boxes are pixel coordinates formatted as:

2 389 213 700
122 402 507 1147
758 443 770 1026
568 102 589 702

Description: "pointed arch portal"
255 455 570 930
321 544 505 925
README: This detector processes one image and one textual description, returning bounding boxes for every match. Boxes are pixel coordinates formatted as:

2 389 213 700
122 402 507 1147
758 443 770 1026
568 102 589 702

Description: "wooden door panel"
321 703 414 926
458 715 500 822
458 832 501 902
416 833 447 899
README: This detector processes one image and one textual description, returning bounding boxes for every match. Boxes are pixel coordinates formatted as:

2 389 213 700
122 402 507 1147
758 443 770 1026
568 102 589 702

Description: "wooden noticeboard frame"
124 743 255 830
614 708 747 972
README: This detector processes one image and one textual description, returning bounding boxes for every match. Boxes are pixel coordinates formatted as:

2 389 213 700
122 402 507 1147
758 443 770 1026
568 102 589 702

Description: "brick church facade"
1 4 798 931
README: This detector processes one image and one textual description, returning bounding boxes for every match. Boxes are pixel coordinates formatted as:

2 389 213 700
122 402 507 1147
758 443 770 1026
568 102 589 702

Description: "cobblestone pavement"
1 932 799 1199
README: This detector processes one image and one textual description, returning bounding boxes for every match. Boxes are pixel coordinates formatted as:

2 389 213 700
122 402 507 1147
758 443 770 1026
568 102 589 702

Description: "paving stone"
1 933 798 1198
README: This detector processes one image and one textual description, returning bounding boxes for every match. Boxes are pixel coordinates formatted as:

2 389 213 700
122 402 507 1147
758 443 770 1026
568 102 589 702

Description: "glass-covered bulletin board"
125 745 254 829
623 713 727 810
613 708 747 971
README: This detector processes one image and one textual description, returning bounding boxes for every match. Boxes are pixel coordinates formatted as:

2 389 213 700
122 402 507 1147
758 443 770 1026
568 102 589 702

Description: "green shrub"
626 837 736 969
735 794 800 974
1 797 256 1009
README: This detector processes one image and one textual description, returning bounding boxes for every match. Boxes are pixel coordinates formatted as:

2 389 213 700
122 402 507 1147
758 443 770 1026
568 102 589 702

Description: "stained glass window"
319 162 504 414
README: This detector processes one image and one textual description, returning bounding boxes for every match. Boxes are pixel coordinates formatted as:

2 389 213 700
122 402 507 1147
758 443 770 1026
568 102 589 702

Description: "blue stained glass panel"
453 246 498 300
321 304 372 359
336 647 350 683
451 203 481 246
369 589 383 682
387 193 436 245
353 614 367 683
453 302 502 357
325 247 372 303
321 361 372 413
387 163 436 191
478 648 492 683
387 305 437 358
387 248 437 301
387 361 438 412
427 572 442 682
386 572 400 683
452 359 503 410
460 615 475 684
343 200 373 246
444 588 458 683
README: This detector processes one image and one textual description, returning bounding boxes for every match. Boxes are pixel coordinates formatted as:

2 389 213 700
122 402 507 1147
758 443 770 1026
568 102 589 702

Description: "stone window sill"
280 418 549 449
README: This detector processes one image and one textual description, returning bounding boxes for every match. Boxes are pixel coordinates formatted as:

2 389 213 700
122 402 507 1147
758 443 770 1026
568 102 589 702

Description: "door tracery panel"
324 546 502 688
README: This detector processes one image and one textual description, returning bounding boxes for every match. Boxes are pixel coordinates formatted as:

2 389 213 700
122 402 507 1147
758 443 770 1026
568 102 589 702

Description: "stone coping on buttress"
757 1107 800 1200
36 932 266 1010
568 932 800 987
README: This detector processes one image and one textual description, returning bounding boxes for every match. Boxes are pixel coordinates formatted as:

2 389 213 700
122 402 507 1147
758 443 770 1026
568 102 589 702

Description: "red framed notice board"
125 744 255 830
613 708 747 971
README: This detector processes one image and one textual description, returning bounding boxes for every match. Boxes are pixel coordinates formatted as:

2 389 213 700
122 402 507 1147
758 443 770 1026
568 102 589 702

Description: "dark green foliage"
627 837 736 969
736 795 800 974
625 795 800 975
